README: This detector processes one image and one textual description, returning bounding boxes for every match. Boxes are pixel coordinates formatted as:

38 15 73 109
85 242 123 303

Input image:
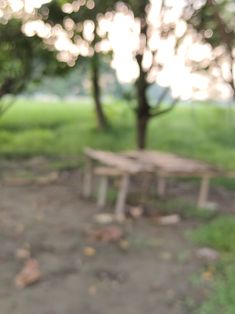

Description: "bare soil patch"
0 159 233 314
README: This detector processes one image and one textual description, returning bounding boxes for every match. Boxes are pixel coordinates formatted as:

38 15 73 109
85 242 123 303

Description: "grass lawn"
0 98 235 170
192 216 235 314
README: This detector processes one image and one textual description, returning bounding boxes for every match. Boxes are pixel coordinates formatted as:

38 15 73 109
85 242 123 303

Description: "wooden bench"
83 148 152 217
83 148 229 216
123 150 226 207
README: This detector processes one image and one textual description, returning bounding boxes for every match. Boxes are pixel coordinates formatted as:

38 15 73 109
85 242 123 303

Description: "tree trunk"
90 52 108 130
135 53 150 150
135 76 150 149
137 114 149 149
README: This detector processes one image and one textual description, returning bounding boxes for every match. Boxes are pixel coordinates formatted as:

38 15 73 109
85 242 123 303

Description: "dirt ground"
0 158 234 314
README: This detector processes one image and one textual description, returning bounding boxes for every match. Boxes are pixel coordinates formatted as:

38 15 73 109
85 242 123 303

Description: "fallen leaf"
83 247 96 257
202 270 214 282
15 259 41 288
158 214 181 225
87 225 124 243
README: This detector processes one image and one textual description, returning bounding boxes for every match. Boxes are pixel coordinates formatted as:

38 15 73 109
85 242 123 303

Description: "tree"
0 16 68 117
35 0 118 130
23 0 181 146
182 0 235 101
21 0 182 147
0 19 38 116
110 0 179 149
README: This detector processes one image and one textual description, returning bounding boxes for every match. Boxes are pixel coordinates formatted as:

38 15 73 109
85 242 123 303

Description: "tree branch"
150 97 179 118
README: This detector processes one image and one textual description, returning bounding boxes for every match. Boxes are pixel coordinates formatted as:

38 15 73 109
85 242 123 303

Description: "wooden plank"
139 173 152 204
83 157 93 198
157 175 167 197
115 174 130 217
198 175 210 208
97 176 109 209
84 148 148 174
124 150 224 176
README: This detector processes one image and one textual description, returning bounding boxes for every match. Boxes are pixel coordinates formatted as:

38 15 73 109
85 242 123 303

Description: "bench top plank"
85 148 226 177
84 148 152 174
123 150 225 176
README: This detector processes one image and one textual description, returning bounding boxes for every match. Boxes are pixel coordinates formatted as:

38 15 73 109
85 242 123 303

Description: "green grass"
159 197 218 220
192 216 235 314
197 264 235 314
0 99 235 172
192 216 235 253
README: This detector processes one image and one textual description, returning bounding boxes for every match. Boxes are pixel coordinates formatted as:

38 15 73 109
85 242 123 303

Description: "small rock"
128 206 144 219
158 214 181 225
16 248 31 260
160 252 173 261
196 247 219 261
88 285 97 296
94 213 114 224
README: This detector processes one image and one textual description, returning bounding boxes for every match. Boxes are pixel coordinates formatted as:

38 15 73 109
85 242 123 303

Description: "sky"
2 0 234 101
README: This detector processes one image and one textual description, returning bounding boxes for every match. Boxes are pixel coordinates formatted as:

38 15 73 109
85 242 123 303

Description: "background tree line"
0 0 234 148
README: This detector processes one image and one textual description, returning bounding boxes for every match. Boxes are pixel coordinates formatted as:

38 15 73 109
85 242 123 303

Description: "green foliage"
0 17 68 116
192 216 235 253
212 177 235 190
0 19 32 97
123 0 149 17
184 0 235 104
41 0 117 23
187 0 235 48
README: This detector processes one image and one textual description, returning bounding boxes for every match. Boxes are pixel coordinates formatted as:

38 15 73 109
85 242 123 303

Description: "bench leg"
83 159 93 198
198 176 210 208
157 175 167 197
140 173 151 204
97 176 108 209
115 175 130 218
